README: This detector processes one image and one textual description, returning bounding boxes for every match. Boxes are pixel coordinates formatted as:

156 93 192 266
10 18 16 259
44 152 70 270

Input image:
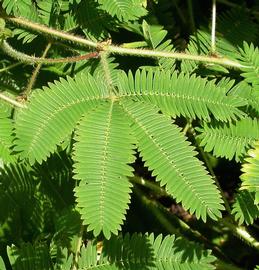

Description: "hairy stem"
211 0 217 53
1 41 99 64
99 51 114 94
3 16 246 68
108 45 245 68
0 92 26 108
4 16 97 48
24 42 52 97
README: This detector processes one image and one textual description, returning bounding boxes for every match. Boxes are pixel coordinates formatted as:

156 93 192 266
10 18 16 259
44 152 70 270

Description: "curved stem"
2 41 98 64
3 16 246 69
1 41 99 65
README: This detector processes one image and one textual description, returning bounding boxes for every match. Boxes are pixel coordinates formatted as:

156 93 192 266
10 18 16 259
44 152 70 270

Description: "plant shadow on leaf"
7 242 52 270
102 233 155 270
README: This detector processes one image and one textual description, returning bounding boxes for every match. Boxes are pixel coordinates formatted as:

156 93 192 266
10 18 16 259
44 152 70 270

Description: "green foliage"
0 116 15 163
239 42 259 91
1 0 31 16
1 0 259 269
241 141 259 204
117 69 246 121
197 118 259 162
3 233 216 270
141 20 176 70
232 190 259 225
96 0 147 21
14 69 226 236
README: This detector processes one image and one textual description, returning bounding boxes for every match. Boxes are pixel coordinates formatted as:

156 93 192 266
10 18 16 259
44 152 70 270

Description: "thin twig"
222 219 259 251
187 0 196 33
172 0 187 25
71 225 84 270
130 176 168 196
0 62 21 73
24 42 52 97
0 92 26 108
211 0 217 53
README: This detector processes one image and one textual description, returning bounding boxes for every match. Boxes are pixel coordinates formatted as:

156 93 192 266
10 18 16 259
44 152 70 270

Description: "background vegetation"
0 0 259 269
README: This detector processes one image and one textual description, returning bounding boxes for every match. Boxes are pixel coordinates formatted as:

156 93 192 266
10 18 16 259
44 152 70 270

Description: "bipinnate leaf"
120 99 224 221
73 101 135 239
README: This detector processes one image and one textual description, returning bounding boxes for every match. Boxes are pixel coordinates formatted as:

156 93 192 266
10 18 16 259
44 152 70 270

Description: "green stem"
217 0 237 8
108 45 245 68
4 16 97 48
0 62 21 73
0 92 25 108
24 42 52 97
71 225 84 270
130 176 168 196
3 16 246 69
211 0 217 53
222 219 259 251
217 0 259 16
134 186 236 265
190 125 232 215
1 40 99 65
134 186 183 235
187 0 196 33
172 0 187 25
199 146 232 215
